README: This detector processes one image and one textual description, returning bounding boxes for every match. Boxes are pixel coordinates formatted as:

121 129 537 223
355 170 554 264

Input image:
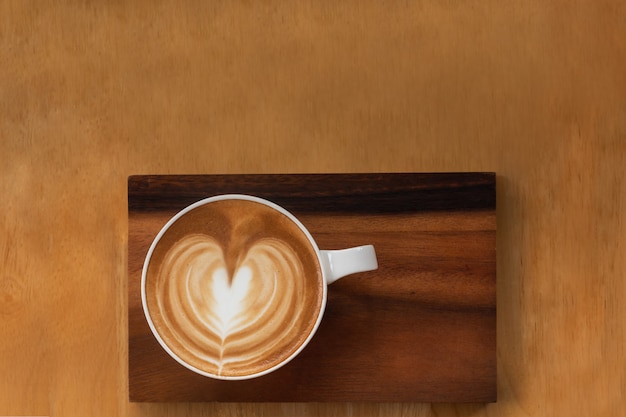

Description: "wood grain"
128 174 496 402
1 0 624 415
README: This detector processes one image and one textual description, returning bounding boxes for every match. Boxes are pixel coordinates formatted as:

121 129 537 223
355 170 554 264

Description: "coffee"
144 199 324 377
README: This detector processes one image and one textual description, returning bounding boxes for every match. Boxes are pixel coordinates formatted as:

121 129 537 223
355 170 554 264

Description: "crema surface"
145 199 324 377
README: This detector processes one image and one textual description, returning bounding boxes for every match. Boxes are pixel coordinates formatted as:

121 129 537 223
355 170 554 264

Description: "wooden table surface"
1 1 624 416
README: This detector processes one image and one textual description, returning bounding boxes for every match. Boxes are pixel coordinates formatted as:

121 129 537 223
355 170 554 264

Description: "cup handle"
320 245 378 285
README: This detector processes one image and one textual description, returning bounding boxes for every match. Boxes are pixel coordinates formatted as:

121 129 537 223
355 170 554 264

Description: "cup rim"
141 194 328 380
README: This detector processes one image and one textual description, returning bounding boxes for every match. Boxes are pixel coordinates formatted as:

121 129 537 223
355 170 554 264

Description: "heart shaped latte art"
151 234 316 377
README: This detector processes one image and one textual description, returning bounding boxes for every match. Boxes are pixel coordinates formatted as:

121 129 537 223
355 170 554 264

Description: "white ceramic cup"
141 194 378 380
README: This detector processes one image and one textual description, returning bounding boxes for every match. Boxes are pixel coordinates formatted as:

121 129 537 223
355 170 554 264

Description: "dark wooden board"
128 173 496 402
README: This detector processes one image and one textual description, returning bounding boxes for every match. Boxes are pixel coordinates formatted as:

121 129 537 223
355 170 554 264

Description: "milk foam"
152 233 314 376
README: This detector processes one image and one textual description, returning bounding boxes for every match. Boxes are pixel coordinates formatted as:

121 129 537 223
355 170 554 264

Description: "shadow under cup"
142 195 327 380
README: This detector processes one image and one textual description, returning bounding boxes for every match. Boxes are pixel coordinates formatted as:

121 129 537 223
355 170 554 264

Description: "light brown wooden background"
1 1 624 416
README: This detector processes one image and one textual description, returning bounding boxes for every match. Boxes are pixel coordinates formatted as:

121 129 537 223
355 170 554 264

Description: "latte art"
144 199 324 377
155 234 307 375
